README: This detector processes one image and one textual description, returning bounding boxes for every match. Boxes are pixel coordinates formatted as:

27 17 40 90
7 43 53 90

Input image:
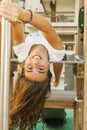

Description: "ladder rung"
9 59 84 64
47 90 76 102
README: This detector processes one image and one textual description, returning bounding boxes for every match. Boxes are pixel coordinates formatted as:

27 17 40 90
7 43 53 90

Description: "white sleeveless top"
13 31 65 62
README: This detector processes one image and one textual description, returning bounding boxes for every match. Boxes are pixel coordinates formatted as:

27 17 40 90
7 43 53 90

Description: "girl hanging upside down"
0 1 66 130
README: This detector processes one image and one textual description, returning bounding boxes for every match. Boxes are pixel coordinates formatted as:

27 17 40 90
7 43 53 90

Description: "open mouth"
32 55 42 59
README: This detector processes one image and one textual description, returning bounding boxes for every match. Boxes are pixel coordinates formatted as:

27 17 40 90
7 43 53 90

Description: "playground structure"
0 0 87 130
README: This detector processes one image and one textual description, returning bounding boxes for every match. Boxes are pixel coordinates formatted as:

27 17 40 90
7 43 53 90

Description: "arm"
0 2 64 50
53 63 63 87
12 22 25 46
28 13 64 50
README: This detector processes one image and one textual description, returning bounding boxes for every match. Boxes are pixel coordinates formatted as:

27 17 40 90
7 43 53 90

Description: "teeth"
33 55 40 59
34 56 39 58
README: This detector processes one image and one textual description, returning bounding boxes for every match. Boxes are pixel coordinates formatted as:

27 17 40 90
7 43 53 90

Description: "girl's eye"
38 68 45 73
26 67 32 72
39 68 45 73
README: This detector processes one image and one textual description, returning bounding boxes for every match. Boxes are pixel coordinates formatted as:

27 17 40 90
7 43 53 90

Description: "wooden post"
50 1 56 22
83 0 87 130
0 22 1 57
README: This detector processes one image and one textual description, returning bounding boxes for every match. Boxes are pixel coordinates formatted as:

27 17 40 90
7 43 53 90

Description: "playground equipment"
0 0 87 130
0 0 11 128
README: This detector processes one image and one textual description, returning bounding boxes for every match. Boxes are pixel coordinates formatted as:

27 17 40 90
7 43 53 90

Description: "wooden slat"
83 0 87 130
40 0 51 12
0 58 84 64
44 90 76 109
44 101 75 109
10 59 84 64
46 90 76 102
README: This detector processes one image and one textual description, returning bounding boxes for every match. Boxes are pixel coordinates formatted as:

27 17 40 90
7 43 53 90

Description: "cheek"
41 61 50 69
24 63 26 69
25 57 30 64
42 60 49 66
40 61 46 66
24 59 29 67
24 61 27 67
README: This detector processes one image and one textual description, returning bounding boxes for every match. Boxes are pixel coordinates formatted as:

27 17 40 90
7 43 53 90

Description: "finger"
53 79 59 87
54 81 58 87
0 11 16 22
12 0 16 3
0 5 17 22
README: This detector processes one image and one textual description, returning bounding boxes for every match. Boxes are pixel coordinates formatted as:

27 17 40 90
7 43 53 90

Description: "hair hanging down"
9 69 52 130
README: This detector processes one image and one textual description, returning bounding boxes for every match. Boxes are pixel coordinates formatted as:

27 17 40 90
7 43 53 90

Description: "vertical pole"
83 0 87 130
50 1 56 22
0 1 11 130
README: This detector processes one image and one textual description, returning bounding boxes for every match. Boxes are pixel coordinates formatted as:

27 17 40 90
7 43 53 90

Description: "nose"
32 56 41 64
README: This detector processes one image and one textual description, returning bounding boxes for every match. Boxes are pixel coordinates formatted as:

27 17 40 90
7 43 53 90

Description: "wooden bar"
44 101 75 109
44 90 76 109
83 0 87 130
10 59 84 64
46 90 76 102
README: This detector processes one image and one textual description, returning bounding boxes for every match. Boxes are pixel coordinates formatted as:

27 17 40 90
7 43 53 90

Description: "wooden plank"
46 90 76 102
44 100 75 109
0 58 84 64
74 102 83 130
83 0 87 130
40 0 51 12
74 1 84 130
10 59 84 64
44 90 76 109
50 1 56 22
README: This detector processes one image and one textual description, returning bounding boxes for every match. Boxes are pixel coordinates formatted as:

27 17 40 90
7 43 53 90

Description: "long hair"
9 69 52 130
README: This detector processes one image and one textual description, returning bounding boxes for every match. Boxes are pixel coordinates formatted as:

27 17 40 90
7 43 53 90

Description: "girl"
0 1 65 130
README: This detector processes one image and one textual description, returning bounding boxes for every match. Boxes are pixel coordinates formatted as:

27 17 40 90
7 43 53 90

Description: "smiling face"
24 45 50 82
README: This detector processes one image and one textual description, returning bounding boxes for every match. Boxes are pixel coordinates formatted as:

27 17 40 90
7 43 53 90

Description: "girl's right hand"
0 1 24 23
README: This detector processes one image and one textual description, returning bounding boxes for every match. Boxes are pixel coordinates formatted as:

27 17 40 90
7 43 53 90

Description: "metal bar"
0 3 11 130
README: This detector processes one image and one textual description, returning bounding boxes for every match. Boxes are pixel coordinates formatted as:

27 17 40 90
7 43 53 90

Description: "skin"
0 1 64 86
24 45 50 81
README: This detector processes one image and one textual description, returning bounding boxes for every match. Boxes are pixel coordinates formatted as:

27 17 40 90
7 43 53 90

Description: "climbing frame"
83 0 87 130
